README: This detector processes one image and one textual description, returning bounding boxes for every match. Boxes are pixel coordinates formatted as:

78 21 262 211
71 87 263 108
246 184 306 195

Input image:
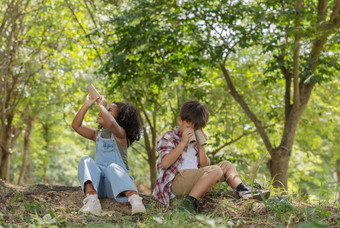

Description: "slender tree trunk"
142 116 157 190
136 102 158 191
148 147 157 190
41 122 50 184
0 112 14 181
336 159 340 201
18 117 34 185
43 165 47 184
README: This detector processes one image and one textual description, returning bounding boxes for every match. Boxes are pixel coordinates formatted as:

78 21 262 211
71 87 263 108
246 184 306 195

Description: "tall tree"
0 0 102 182
102 0 340 189
0 0 42 181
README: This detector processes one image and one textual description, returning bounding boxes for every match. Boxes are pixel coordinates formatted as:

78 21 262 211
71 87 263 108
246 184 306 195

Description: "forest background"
1 0 339 209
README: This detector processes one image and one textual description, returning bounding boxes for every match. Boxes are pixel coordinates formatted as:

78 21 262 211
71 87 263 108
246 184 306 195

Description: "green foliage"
3 0 339 210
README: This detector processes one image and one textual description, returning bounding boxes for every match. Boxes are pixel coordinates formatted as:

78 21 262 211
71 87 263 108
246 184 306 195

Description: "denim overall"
78 131 137 203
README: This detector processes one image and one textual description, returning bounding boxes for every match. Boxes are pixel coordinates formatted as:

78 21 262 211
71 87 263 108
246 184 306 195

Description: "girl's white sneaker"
80 194 102 215
128 194 146 215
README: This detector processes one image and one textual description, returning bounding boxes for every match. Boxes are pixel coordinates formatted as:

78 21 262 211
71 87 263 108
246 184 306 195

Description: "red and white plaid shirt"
152 126 200 206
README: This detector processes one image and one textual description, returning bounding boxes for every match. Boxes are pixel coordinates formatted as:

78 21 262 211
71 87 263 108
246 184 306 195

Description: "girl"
72 94 146 215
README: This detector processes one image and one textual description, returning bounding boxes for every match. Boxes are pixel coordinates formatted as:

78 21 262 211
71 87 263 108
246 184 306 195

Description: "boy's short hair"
180 100 209 128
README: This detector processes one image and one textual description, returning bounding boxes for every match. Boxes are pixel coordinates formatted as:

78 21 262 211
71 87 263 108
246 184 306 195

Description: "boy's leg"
217 160 270 200
172 166 223 214
188 169 223 199
171 166 223 198
216 161 242 188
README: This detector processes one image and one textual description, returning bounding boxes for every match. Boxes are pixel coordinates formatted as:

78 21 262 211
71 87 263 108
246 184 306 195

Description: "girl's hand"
181 128 194 145
97 96 107 107
84 94 98 107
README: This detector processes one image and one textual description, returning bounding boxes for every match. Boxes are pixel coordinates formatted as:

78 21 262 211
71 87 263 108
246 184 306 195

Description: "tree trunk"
18 117 34 185
267 147 290 189
43 165 47 184
143 122 157 190
336 159 340 201
148 148 157 190
0 113 14 181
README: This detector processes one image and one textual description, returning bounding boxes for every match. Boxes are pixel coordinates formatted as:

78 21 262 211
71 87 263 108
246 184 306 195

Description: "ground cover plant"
0 180 338 227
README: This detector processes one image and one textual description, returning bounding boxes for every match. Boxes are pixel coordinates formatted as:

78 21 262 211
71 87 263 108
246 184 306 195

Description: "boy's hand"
199 129 208 140
181 128 194 145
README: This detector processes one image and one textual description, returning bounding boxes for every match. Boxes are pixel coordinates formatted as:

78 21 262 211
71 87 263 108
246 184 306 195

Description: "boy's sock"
235 182 270 201
178 195 199 214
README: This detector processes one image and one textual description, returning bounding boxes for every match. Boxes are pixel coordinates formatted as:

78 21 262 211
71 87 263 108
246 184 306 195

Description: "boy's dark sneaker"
235 183 270 201
178 196 199 214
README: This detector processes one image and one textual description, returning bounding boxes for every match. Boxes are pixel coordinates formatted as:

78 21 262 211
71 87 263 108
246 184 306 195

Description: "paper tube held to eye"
189 134 196 146
195 129 207 146
86 84 101 99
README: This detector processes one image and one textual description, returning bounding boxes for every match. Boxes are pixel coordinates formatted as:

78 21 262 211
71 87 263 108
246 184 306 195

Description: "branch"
130 145 148 161
274 54 292 120
66 0 104 65
138 101 155 134
83 0 100 36
220 63 274 156
303 0 339 83
293 0 302 106
134 141 146 150
0 142 9 154
209 130 256 156
209 123 276 156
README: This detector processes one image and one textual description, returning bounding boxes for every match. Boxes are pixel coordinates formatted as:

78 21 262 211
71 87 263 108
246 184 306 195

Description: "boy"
152 100 269 213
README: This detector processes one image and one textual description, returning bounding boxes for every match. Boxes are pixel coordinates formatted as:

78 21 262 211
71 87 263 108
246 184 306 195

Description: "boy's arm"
198 145 210 167
197 130 210 167
72 95 98 141
161 128 193 169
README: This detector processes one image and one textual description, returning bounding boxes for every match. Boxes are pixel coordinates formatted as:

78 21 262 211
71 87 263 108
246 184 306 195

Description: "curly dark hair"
113 101 142 146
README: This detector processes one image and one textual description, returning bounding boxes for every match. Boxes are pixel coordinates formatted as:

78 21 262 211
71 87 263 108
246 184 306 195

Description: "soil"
0 180 338 227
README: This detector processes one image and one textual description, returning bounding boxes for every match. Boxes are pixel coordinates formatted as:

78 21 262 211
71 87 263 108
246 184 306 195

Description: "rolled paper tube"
86 84 101 99
188 134 196 146
195 129 207 146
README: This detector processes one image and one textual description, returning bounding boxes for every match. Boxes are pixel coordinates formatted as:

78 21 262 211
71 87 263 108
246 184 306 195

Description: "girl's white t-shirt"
179 144 198 170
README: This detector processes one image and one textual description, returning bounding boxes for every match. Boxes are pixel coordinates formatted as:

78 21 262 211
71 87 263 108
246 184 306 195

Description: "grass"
1 187 339 227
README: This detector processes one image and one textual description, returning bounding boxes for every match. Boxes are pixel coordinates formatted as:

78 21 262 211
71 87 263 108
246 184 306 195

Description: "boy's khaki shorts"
171 161 231 196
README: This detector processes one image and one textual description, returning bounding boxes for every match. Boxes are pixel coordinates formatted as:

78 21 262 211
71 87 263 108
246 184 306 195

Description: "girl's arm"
72 95 98 141
197 130 210 167
97 97 127 147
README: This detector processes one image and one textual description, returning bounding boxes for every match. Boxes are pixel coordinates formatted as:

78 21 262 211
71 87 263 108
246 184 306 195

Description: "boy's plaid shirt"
152 126 200 206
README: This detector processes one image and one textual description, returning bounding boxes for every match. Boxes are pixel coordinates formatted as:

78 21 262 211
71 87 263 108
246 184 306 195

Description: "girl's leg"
104 164 145 214
103 163 138 202
124 190 137 198
84 181 97 195
78 156 102 196
77 157 102 215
